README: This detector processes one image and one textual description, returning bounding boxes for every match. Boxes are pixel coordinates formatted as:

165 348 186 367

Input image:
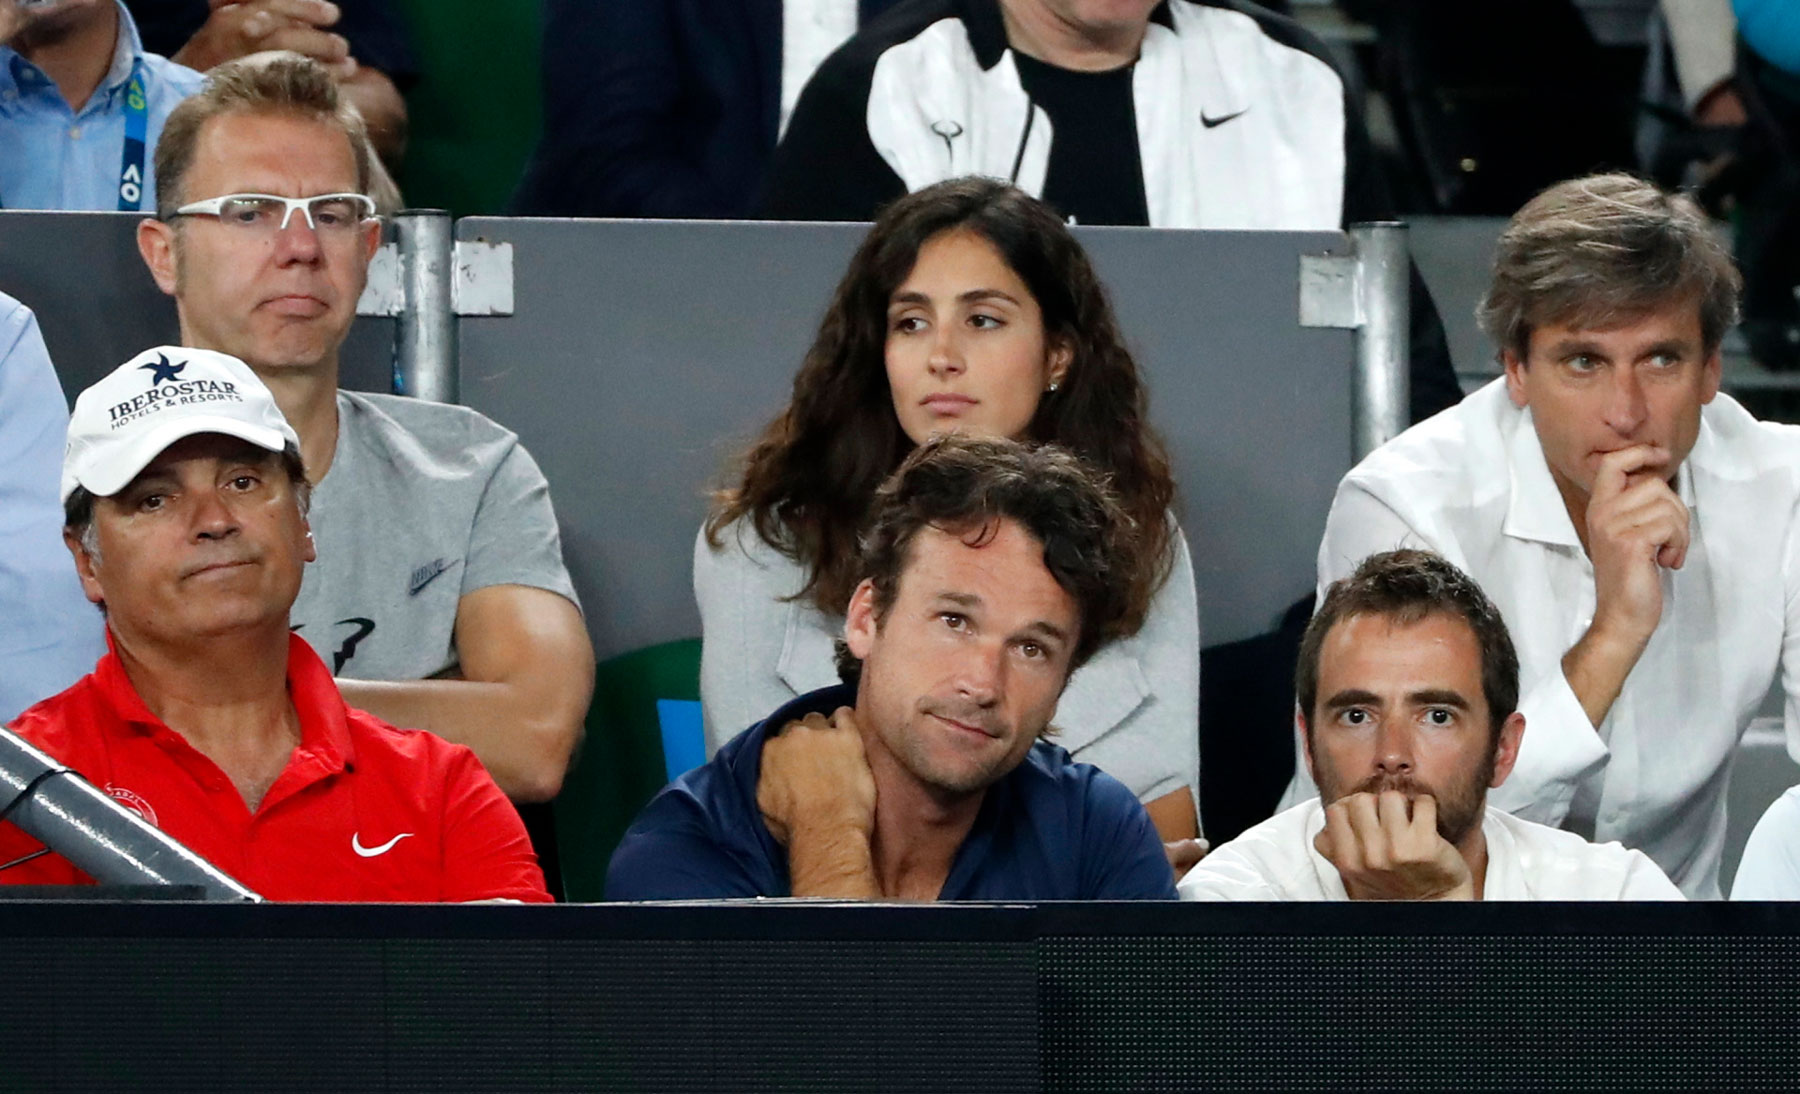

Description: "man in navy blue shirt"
608 436 1177 901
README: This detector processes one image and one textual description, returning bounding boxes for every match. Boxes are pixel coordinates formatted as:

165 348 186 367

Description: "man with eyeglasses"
134 52 594 806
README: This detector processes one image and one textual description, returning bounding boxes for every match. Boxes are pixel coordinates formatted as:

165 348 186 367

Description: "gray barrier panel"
0 211 1355 661
0 210 393 401
1411 214 1507 383
457 218 1354 660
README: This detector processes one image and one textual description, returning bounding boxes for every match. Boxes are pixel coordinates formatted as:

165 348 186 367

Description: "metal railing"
0 727 259 901
359 209 516 406
1298 221 1412 460
362 214 1413 464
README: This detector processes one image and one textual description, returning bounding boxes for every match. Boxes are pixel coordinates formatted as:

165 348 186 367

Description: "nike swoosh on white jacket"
761 0 1463 422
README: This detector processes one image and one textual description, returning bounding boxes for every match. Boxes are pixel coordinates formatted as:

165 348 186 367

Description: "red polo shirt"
0 634 549 902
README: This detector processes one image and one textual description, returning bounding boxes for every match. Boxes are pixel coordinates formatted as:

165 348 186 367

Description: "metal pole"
1350 221 1411 461
0 728 260 901
393 209 458 403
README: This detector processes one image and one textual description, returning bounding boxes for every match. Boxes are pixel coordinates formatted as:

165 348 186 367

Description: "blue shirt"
607 684 1178 901
0 2 203 211
0 293 105 723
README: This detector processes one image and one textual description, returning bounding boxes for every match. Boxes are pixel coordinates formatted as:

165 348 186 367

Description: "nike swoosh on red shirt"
352 832 414 857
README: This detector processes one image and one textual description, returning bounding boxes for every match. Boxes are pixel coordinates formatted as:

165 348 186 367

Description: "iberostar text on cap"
62 346 300 503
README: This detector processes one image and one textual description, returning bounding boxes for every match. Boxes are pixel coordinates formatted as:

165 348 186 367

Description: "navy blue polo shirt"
606 684 1177 901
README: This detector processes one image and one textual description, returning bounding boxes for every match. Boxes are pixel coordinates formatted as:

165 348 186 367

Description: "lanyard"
116 60 147 211
0 58 147 211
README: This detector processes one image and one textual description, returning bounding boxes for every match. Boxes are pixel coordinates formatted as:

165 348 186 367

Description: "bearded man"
1182 550 1680 902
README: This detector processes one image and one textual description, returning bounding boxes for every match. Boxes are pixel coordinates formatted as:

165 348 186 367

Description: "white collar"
1501 406 1582 548
1159 2 1249 122
99 1 147 98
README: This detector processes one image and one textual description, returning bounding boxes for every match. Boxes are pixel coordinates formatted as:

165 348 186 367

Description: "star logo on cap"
138 353 185 386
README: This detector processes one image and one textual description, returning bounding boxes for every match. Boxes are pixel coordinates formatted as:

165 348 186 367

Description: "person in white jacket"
1185 549 1681 902
758 0 1463 422
1287 172 1786 899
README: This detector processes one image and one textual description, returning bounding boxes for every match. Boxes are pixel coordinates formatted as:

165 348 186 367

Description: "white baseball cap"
61 346 301 503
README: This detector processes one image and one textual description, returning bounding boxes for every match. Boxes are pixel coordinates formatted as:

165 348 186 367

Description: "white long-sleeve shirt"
1179 799 1683 901
1731 785 1800 899
1287 379 1800 898
693 517 1201 809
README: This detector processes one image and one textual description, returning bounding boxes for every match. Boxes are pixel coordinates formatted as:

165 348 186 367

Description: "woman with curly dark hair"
696 176 1199 843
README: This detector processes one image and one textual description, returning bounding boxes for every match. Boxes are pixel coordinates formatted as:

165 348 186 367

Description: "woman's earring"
1046 382 1059 392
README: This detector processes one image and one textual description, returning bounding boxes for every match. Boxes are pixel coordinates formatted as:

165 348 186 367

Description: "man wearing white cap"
0 346 551 902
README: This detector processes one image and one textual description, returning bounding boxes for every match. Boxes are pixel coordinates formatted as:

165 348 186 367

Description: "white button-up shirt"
1732 785 1800 899
1179 799 1682 901
1293 378 1800 898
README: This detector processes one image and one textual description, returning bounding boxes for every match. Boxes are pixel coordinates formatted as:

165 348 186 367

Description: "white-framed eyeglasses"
169 193 378 235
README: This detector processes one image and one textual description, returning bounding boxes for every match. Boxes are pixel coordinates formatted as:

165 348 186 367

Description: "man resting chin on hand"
1182 550 1682 903
1312 789 1476 902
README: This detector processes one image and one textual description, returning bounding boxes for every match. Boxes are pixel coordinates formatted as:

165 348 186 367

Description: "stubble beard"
11 3 105 50
884 696 1023 798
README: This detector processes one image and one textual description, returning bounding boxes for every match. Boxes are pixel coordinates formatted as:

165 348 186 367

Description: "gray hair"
1477 172 1741 361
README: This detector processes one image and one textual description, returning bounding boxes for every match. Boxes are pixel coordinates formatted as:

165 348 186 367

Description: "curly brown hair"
708 177 1175 631
835 436 1138 685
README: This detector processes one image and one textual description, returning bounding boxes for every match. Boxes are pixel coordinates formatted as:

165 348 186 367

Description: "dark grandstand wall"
1 901 1795 1092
